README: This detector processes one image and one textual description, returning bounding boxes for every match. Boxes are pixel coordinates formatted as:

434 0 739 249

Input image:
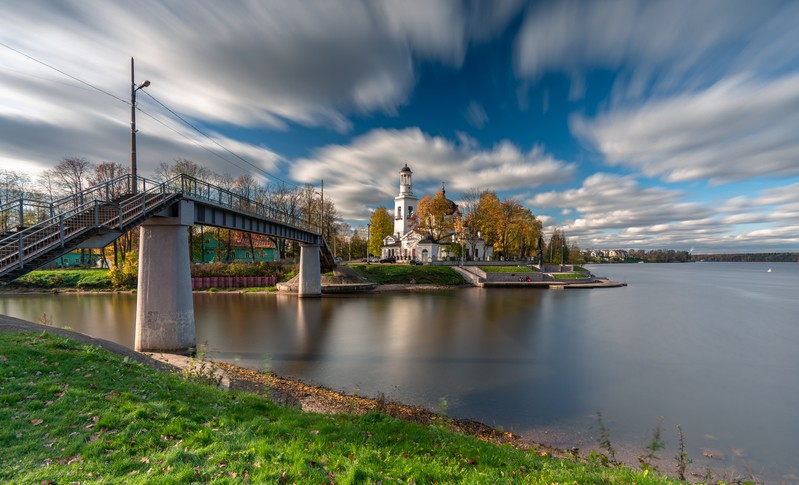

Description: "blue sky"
2 0 799 253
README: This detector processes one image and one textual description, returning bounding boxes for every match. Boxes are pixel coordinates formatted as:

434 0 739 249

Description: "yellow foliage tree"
416 191 457 240
369 207 393 257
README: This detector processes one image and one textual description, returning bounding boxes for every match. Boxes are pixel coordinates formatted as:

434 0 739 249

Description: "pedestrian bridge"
0 174 335 353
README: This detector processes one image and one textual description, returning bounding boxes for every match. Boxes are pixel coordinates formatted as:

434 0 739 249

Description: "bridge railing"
0 177 175 275
0 197 54 234
2 172 326 277
169 174 321 235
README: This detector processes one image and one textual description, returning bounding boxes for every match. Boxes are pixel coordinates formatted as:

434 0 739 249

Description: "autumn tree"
369 207 393 257
0 169 33 232
50 157 93 196
37 170 60 202
505 204 541 260
155 158 214 182
473 191 501 246
0 169 31 204
350 229 368 260
90 161 129 199
545 230 568 264
568 243 584 265
494 198 524 259
86 161 130 266
416 190 456 240
265 182 302 259
90 161 128 185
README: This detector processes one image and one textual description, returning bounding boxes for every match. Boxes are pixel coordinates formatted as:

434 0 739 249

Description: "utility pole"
130 57 150 194
320 179 324 237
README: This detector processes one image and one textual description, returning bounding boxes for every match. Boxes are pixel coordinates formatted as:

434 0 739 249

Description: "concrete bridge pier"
298 243 322 298
135 204 195 353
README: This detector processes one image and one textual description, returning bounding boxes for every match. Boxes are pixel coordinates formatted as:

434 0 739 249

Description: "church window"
396 206 402 219
408 206 413 217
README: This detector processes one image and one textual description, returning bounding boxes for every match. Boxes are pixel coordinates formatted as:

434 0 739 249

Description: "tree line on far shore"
692 252 799 262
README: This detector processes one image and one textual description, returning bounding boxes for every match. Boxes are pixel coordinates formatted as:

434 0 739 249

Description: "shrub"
189 261 297 282
109 251 138 289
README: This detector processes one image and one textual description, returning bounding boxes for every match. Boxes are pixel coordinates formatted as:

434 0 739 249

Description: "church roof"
400 163 412 173
437 183 459 215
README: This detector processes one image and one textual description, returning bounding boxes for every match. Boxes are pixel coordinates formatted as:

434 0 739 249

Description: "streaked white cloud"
464 101 488 129
292 128 574 220
0 0 523 177
532 173 709 230
530 173 799 252
571 74 799 184
514 0 798 100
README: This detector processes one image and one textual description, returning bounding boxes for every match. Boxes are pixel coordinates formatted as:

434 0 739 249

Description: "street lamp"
462 224 469 265
130 57 150 194
366 223 371 264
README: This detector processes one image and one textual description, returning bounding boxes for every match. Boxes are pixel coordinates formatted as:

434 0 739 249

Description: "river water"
1 262 797 482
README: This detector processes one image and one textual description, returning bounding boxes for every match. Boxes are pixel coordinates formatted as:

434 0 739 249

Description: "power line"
0 41 129 105
140 90 298 188
1 41 303 189
135 108 254 176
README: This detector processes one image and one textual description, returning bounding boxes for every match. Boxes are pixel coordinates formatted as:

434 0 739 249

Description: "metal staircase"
0 175 181 284
1 174 334 284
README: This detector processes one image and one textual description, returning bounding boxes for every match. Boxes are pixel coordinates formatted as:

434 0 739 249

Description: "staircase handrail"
2 172 330 278
0 180 175 273
0 174 162 233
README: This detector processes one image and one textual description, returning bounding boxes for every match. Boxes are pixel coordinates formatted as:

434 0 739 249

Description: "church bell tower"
394 164 418 236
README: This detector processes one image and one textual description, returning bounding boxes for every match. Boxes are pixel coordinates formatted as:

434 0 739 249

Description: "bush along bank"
349 264 466 285
0 331 681 484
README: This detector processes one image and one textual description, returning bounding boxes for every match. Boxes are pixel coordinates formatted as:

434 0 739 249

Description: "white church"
380 164 492 263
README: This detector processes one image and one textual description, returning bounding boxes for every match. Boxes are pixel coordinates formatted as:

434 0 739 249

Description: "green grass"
241 286 278 293
349 264 466 285
479 266 536 273
11 269 113 290
553 273 589 280
0 331 680 484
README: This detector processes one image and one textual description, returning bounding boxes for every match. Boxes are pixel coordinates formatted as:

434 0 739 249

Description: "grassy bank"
0 331 679 484
3 264 294 292
349 264 466 285
480 266 536 273
552 273 590 279
10 269 113 290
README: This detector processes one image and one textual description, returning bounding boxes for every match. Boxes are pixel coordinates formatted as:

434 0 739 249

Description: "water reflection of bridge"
0 174 334 352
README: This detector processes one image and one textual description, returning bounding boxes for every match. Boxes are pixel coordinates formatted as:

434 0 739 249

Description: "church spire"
399 163 413 196
394 163 418 237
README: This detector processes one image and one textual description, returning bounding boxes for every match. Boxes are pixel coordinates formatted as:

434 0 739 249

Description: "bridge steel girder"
189 200 322 246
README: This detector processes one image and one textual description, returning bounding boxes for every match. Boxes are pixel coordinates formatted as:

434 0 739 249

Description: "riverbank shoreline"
0 313 567 460
0 312 753 482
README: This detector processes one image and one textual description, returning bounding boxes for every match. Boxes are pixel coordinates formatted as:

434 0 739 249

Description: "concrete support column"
298 243 321 298
135 212 195 352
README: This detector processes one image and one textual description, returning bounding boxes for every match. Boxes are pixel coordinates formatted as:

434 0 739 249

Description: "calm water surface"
2 262 798 482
